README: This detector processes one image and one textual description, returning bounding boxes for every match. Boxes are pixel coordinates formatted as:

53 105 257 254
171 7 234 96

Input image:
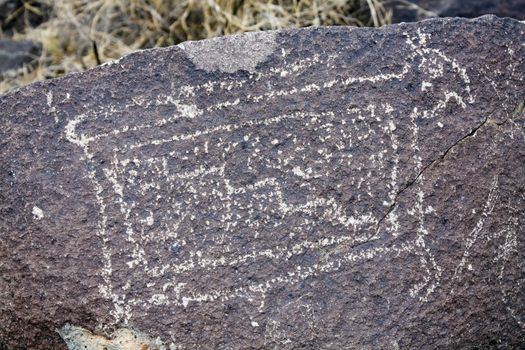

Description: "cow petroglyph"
61 28 483 327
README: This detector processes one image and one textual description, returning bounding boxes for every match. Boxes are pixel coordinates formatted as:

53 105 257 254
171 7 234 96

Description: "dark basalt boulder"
0 16 524 350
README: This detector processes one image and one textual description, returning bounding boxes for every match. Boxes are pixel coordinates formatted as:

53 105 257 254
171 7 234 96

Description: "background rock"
0 39 41 77
386 0 438 23
405 0 525 20
0 16 524 349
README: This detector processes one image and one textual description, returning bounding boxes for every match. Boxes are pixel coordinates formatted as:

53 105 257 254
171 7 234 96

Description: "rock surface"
0 16 524 349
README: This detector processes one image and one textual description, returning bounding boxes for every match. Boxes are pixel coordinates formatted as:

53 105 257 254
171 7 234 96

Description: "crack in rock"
374 115 492 236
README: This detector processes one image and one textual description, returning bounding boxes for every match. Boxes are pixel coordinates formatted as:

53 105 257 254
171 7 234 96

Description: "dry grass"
0 0 392 94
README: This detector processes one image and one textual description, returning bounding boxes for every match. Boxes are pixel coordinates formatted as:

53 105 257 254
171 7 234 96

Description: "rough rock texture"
402 0 525 20
0 16 524 350
0 40 41 77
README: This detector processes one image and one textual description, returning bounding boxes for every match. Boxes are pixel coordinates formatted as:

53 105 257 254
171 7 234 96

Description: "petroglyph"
62 26 481 325
1 17 524 349
452 175 500 282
